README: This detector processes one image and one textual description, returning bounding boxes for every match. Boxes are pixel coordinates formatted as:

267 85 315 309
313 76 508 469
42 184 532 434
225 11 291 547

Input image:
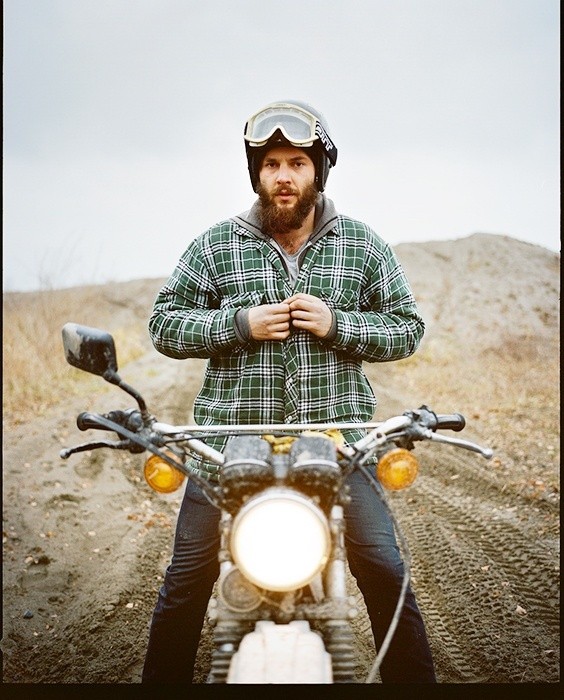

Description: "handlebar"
63 406 492 468
433 413 465 432
77 409 144 433
150 412 465 436
404 406 465 432
77 412 113 431
62 411 148 458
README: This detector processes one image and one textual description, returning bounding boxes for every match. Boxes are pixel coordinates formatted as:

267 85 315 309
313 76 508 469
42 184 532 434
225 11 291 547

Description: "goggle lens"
245 105 317 146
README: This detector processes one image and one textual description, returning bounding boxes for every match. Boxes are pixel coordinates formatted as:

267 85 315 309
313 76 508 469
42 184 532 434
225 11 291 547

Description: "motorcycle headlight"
230 488 330 592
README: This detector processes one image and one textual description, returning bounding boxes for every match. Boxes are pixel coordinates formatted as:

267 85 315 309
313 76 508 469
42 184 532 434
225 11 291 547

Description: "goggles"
244 103 337 165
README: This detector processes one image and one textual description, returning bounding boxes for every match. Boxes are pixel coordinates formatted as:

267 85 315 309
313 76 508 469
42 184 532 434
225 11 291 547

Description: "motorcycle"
59 322 493 683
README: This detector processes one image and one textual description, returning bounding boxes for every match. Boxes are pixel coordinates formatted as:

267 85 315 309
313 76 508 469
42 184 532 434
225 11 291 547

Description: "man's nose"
276 164 292 182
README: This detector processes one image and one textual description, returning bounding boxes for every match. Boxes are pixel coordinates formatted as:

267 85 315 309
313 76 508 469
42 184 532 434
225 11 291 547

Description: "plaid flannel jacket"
149 199 424 481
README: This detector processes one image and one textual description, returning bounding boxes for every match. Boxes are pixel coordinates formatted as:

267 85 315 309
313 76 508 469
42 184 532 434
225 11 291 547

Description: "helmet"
243 100 338 193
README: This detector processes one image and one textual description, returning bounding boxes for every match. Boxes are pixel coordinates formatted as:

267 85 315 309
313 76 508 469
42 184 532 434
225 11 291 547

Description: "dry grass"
373 330 560 500
387 334 559 419
3 287 147 424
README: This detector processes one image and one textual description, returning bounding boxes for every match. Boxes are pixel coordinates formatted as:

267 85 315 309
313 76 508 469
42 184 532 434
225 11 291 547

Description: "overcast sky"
3 0 560 292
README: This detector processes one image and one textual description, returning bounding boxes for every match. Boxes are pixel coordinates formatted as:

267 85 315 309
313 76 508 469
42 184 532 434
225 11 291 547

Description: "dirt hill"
2 232 560 684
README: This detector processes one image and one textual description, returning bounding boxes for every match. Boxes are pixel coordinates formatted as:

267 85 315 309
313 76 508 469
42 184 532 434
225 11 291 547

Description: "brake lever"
60 439 133 459
424 430 493 459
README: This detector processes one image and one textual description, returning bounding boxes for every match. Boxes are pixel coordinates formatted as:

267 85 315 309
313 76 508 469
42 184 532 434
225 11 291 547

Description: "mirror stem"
103 371 150 422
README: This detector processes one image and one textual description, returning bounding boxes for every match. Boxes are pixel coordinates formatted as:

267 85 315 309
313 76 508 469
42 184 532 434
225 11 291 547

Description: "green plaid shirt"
149 196 424 481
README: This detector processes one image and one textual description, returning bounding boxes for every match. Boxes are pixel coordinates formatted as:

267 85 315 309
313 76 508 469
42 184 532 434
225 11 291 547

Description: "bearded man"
142 101 436 683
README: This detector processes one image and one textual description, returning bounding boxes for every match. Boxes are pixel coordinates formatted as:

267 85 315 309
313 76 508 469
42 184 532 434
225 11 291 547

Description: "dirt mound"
2 233 559 684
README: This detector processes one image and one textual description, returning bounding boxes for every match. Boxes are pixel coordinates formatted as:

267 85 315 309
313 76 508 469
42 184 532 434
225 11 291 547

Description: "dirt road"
2 341 559 685
2 234 560 684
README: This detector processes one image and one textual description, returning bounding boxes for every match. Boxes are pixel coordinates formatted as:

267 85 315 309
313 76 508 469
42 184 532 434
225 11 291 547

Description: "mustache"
273 186 298 196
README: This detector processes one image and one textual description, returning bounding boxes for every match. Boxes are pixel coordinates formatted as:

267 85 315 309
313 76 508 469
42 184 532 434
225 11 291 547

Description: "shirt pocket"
219 290 264 310
319 288 358 311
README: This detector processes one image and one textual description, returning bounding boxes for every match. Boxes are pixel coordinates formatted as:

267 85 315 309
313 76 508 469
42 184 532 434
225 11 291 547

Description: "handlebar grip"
77 412 114 431
435 413 466 432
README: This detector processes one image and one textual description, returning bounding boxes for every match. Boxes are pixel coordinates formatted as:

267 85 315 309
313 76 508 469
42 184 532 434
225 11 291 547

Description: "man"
142 100 436 683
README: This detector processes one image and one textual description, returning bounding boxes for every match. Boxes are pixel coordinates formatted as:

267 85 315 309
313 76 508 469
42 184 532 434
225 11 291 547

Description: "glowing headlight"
230 488 331 592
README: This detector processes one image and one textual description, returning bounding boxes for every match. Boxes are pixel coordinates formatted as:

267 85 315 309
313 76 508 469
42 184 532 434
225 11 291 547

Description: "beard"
257 182 318 235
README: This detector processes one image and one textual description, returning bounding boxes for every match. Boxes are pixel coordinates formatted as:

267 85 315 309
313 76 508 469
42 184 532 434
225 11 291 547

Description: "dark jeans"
141 469 436 683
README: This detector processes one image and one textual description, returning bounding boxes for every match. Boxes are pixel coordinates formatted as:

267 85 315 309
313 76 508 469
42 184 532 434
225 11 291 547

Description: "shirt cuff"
234 308 252 343
323 310 338 341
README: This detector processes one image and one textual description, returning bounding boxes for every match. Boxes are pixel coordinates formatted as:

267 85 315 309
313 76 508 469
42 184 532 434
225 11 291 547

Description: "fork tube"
326 505 347 600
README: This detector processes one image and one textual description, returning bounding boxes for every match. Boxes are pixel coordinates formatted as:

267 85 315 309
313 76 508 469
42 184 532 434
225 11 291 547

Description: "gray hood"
232 193 340 250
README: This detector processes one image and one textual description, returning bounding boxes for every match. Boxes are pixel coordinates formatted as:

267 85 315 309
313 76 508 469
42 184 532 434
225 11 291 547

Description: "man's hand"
285 293 333 338
248 303 292 341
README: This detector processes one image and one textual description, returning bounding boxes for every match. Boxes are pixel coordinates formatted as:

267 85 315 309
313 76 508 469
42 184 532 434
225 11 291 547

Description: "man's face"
257 145 318 234
258 145 316 203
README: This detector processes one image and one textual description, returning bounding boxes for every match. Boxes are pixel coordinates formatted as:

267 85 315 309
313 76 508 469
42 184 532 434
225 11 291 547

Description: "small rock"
23 610 34 619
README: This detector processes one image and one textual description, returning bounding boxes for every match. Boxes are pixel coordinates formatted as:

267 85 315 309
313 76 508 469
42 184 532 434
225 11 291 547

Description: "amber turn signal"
376 448 419 490
144 451 186 493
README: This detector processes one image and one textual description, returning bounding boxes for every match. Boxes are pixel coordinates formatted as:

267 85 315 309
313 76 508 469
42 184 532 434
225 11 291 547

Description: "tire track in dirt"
418 449 560 604
387 447 560 683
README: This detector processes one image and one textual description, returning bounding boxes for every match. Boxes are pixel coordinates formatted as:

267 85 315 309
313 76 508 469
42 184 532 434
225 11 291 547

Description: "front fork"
323 505 358 682
207 511 247 683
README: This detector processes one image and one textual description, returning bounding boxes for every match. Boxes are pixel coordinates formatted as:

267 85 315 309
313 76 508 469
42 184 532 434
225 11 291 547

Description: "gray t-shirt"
269 239 309 286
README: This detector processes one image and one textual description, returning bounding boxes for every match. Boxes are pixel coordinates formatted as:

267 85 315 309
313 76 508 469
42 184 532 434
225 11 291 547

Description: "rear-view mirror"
62 323 118 378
